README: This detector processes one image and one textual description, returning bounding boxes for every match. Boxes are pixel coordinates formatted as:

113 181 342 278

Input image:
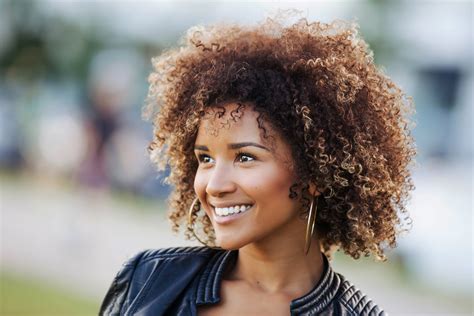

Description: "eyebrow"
194 142 270 151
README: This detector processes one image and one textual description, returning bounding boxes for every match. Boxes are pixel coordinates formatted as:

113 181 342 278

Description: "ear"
308 183 321 197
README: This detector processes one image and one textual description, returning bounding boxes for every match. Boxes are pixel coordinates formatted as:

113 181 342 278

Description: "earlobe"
308 183 321 197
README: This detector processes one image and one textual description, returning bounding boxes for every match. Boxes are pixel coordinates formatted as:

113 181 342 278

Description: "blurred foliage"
0 0 161 86
0 271 99 316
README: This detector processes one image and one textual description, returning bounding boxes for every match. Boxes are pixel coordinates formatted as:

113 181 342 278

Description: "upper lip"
209 201 254 208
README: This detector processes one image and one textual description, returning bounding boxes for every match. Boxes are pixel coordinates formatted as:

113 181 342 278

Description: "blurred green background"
0 0 472 315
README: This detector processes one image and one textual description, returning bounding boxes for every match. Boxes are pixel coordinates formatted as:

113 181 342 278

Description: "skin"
194 102 324 315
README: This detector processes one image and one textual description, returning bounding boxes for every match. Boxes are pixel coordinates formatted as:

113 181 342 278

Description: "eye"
197 154 214 164
236 151 256 163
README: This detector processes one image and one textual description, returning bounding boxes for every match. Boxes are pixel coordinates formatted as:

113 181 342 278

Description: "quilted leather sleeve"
99 251 146 316
337 280 387 316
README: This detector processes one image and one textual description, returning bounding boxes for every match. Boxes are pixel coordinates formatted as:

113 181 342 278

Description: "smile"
214 204 253 217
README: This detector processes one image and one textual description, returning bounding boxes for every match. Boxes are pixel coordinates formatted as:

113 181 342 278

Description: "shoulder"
100 246 220 315
333 273 387 316
133 246 218 263
112 246 218 281
117 246 220 277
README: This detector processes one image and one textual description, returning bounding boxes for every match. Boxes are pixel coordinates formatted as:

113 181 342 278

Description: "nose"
205 162 237 197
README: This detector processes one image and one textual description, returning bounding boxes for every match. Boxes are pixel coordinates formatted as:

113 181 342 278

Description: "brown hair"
144 16 415 260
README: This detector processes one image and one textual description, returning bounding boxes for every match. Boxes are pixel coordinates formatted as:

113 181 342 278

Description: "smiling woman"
100 13 415 316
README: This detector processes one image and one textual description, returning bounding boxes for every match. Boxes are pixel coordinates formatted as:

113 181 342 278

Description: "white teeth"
214 204 252 217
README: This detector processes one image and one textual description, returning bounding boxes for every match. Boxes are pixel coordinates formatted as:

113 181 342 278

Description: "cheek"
193 171 206 198
245 166 294 201
194 172 214 218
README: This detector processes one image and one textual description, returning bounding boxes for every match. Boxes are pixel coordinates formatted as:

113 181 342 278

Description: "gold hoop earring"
188 198 218 248
304 196 318 255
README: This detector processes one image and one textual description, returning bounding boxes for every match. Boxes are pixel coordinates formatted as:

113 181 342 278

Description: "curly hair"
144 15 415 261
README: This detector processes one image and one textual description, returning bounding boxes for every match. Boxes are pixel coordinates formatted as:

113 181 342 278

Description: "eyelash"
197 154 212 164
197 151 256 164
236 150 256 163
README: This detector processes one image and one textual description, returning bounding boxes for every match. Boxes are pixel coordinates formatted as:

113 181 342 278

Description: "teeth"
214 204 252 217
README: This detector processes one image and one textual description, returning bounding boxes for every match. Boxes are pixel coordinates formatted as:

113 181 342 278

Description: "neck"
226 237 324 299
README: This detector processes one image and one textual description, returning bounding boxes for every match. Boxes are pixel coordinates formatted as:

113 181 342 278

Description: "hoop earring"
188 198 218 248
304 195 318 255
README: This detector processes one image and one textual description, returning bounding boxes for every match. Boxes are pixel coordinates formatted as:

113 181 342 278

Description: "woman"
100 15 415 316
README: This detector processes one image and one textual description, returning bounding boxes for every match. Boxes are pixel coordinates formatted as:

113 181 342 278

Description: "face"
193 102 305 250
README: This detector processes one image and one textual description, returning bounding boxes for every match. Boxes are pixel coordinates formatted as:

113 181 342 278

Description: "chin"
215 236 248 250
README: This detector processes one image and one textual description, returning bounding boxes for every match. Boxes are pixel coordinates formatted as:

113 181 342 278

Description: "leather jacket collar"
194 249 341 314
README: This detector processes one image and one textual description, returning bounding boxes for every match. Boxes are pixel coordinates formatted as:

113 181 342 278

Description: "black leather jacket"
100 247 386 315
